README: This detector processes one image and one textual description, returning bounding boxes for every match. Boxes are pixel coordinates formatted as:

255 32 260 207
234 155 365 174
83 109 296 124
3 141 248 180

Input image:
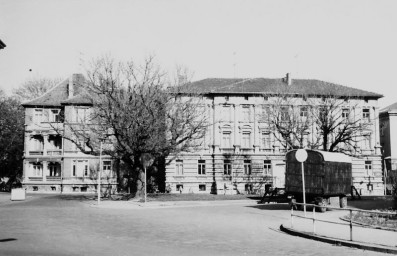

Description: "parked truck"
285 149 352 212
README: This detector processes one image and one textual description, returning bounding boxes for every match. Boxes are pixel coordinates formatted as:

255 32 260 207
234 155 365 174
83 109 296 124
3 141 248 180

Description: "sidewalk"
281 207 397 254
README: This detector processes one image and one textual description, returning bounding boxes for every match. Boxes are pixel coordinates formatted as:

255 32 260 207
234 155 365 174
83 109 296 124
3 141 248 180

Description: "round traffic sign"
295 149 308 162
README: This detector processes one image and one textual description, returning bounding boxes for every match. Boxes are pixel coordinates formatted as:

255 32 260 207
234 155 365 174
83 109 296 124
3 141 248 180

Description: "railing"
290 202 397 243
46 150 62 156
46 176 61 181
29 151 44 156
28 177 43 181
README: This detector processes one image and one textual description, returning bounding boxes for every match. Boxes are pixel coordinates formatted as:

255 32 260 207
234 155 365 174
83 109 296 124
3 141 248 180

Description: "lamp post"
97 140 102 205
295 149 308 216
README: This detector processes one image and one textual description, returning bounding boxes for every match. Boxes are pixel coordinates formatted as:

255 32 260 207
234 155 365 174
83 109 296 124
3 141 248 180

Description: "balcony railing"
46 150 62 156
28 177 43 181
46 176 61 181
29 151 44 156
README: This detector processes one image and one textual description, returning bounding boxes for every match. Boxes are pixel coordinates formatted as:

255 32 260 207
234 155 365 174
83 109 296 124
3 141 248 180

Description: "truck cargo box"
285 150 352 198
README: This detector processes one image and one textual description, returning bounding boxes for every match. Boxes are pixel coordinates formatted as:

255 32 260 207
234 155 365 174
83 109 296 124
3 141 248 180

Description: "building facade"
22 74 117 193
165 76 384 196
379 102 397 194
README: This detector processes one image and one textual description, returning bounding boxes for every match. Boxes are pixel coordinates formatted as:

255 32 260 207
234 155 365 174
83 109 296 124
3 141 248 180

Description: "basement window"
51 186 56 191
199 184 206 191
33 186 38 191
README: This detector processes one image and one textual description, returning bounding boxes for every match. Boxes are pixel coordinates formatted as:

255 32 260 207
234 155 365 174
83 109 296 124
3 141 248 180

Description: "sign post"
295 149 308 216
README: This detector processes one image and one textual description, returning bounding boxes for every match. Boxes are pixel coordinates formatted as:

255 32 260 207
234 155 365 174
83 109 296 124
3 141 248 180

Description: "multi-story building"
379 102 397 194
165 75 384 196
22 74 117 193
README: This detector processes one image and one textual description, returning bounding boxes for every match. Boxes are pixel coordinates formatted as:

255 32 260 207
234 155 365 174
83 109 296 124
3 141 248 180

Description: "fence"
291 202 397 243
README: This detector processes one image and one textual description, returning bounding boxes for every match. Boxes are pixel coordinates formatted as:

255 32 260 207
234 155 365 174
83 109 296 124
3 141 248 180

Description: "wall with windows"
165 94 383 195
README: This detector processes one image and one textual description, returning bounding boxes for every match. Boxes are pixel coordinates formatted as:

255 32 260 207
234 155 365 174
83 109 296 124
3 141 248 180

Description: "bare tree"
13 77 62 101
57 56 208 197
264 93 372 153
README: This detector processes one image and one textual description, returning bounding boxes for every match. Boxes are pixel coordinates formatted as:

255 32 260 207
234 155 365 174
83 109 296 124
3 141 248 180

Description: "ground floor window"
245 184 253 193
244 160 251 175
365 161 373 176
198 160 206 175
199 184 206 191
30 163 43 177
224 160 232 175
72 160 89 177
48 162 61 176
263 160 271 175
175 160 184 175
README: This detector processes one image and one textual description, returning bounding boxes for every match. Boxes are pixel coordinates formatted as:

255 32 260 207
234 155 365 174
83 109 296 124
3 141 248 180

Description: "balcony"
220 148 234 154
240 148 254 154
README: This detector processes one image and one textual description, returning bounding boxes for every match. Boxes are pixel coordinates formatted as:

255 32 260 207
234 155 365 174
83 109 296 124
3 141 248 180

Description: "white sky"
0 0 396 108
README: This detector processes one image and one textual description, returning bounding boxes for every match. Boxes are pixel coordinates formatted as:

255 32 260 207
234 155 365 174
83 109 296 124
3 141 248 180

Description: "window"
281 106 289 122
74 107 89 123
242 105 250 122
222 132 232 148
241 132 251 148
72 160 89 177
31 163 42 177
31 136 44 151
50 109 61 122
261 132 271 149
224 160 232 175
198 160 206 175
103 161 112 171
221 105 232 122
259 106 270 122
245 184 253 193
263 160 272 175
34 109 43 123
48 163 61 177
300 106 308 118
363 134 371 150
225 96 229 101
362 109 370 122
176 184 183 192
199 184 206 191
342 108 349 120
365 161 373 176
244 160 251 175
175 160 183 175
244 96 249 101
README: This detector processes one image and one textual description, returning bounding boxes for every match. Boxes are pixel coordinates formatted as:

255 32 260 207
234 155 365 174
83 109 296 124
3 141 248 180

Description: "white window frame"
221 131 232 148
263 160 272 175
365 161 373 176
175 160 184 175
198 160 206 175
49 109 61 122
31 163 43 177
34 109 43 123
72 160 89 177
244 160 252 175
224 160 232 175
241 132 251 148
242 105 251 122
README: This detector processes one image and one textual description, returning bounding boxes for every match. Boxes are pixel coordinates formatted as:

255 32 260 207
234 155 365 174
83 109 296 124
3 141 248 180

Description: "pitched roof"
179 78 383 98
380 102 397 113
22 74 91 107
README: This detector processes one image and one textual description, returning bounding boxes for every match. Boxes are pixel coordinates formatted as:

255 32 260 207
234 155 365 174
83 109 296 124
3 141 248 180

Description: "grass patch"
346 209 397 230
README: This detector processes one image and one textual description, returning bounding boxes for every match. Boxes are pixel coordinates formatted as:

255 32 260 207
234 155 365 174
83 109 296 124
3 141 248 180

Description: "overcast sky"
0 0 396 108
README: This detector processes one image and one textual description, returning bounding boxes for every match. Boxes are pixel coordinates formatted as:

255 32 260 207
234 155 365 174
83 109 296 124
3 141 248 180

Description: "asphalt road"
0 194 388 256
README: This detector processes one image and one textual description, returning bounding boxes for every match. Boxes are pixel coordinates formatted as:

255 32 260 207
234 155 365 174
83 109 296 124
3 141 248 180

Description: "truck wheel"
339 196 347 208
317 198 327 213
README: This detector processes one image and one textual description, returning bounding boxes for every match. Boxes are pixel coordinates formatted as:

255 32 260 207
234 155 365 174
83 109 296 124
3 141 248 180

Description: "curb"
280 224 397 255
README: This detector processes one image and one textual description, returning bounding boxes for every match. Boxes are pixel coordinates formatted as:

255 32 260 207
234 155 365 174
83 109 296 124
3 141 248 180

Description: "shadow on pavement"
0 238 17 242
247 203 291 211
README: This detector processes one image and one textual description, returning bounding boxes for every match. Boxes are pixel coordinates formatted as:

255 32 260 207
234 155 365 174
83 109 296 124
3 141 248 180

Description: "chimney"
286 73 292 86
67 75 75 99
